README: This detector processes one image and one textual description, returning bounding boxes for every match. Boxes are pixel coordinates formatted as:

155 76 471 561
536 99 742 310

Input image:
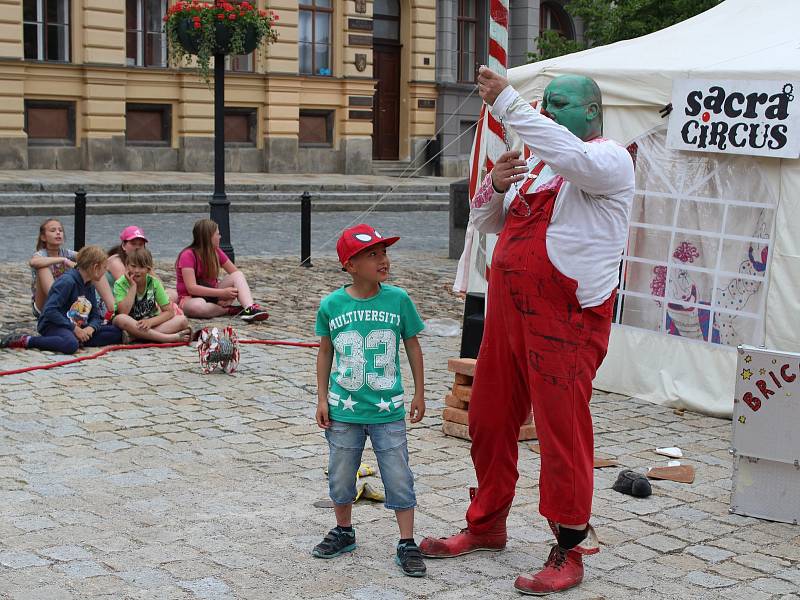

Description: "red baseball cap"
336 224 399 266
120 225 148 243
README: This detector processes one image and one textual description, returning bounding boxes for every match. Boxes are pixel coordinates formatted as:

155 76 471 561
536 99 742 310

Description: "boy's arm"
145 304 174 329
315 336 334 428
403 335 426 423
114 277 136 316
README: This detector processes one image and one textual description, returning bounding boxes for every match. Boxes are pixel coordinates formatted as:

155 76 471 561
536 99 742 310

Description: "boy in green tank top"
312 224 427 577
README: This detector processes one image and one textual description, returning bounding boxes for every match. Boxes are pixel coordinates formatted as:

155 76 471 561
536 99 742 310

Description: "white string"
314 86 482 253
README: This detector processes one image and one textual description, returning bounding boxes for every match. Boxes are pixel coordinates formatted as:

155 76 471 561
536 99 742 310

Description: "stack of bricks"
442 358 537 441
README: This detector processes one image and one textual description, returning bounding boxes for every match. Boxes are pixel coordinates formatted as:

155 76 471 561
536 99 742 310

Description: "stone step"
0 199 448 217
0 181 450 194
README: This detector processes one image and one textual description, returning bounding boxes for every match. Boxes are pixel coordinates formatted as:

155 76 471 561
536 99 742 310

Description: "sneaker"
514 544 584 595
311 526 356 559
226 305 244 316
396 541 426 577
239 304 269 323
0 334 30 349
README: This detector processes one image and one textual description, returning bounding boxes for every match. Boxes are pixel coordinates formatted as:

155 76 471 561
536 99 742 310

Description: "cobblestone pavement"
0 211 450 263
1 255 799 600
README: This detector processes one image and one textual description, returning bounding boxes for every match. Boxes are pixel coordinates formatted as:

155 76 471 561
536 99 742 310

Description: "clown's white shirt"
472 85 635 308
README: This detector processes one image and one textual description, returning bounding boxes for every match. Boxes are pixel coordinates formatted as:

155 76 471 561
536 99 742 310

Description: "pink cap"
120 226 148 243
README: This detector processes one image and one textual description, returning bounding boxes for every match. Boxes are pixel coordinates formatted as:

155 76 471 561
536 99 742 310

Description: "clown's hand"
477 66 510 106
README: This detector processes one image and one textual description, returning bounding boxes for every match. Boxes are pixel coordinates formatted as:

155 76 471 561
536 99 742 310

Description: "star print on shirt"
391 394 404 408
377 399 392 412
341 396 358 411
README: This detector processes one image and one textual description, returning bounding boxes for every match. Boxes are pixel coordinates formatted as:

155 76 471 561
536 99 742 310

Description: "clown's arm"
470 173 511 234
490 87 632 196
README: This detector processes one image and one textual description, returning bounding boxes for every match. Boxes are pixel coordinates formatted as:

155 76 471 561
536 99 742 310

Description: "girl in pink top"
175 219 268 322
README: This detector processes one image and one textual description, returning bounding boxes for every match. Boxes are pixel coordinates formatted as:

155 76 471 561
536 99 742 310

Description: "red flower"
217 13 224 19
193 21 201 28
271 11 279 21
228 12 236 20
258 9 266 17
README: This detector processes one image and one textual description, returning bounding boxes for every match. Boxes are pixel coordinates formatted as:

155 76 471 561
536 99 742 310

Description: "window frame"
457 0 478 83
539 1 575 41
24 99 76 146
125 103 172 146
225 53 255 73
298 109 334 148
23 0 71 62
373 0 400 43
223 107 258 146
298 0 334 77
126 0 168 68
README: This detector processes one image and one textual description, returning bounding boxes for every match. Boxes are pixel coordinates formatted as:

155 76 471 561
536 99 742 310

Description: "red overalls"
466 166 615 531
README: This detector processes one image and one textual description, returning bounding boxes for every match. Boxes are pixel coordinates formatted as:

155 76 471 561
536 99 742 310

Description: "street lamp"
210 52 235 262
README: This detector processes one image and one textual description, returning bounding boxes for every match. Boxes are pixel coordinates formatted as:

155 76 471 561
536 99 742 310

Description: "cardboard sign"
732 345 800 463
666 79 800 158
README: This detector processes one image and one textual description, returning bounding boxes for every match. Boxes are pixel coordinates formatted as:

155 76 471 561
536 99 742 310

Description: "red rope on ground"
0 338 319 377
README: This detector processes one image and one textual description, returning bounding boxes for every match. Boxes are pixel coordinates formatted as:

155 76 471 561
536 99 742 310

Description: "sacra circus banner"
666 79 800 159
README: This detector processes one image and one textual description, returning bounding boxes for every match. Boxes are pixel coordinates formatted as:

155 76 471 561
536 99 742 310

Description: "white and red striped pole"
485 0 510 172
460 0 509 292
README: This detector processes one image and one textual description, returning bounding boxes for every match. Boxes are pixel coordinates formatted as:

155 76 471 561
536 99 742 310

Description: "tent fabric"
484 0 800 416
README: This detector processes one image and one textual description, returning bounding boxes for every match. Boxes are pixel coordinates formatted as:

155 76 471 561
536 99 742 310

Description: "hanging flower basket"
165 1 279 84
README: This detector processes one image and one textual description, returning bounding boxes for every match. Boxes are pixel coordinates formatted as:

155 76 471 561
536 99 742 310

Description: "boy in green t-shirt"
112 248 191 344
313 223 427 577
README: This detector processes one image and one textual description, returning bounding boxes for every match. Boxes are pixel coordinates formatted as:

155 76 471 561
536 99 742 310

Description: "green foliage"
528 0 723 63
527 29 585 63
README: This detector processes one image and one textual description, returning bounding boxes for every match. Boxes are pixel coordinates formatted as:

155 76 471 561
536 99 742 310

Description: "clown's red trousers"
466 179 614 532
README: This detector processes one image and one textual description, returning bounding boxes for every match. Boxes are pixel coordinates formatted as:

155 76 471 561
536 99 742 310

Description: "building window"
126 0 167 67
224 108 257 145
299 0 332 76
24 100 75 145
540 1 575 40
374 0 400 41
457 0 477 82
125 103 171 145
225 53 254 72
299 110 333 147
23 0 71 61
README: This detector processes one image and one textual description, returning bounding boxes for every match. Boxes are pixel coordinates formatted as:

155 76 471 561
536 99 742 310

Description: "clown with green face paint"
420 67 635 596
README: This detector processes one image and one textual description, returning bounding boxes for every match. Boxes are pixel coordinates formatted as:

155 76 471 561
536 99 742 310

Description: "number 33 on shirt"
315 284 425 424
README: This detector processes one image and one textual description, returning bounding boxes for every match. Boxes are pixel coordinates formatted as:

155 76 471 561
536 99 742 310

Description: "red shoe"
419 523 507 558
420 488 508 558
514 545 584 595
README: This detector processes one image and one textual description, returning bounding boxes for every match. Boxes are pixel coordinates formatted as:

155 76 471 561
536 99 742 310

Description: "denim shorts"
325 419 416 511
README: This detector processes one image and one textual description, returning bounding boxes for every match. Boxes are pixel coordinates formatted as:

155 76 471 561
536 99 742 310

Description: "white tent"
481 0 800 417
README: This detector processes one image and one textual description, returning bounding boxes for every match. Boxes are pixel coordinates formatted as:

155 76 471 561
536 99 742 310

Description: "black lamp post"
210 52 235 263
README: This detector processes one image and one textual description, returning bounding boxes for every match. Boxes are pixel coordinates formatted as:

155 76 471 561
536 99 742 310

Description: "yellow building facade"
0 0 437 174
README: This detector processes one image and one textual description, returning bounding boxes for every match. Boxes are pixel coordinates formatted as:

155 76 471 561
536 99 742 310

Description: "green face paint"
542 76 602 141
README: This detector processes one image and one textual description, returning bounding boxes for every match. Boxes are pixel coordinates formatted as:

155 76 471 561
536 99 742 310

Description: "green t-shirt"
113 274 170 320
315 284 425 424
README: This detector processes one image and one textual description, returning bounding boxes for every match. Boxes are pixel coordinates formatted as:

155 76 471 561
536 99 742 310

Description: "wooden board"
444 394 469 411
452 383 472 402
454 373 473 385
647 465 695 484
447 358 476 377
443 421 537 441
443 407 469 426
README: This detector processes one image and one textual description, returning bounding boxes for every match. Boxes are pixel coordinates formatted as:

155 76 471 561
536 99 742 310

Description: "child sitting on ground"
113 248 191 344
29 218 76 318
312 223 427 577
2 245 122 353
175 218 268 322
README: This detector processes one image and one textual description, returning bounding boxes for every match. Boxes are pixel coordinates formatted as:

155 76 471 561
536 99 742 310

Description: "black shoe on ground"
612 469 652 497
396 541 426 577
0 334 30 349
312 526 356 559
239 303 269 323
